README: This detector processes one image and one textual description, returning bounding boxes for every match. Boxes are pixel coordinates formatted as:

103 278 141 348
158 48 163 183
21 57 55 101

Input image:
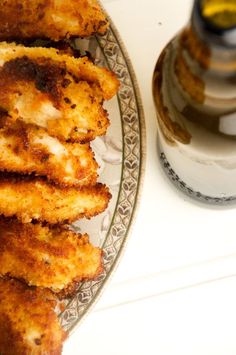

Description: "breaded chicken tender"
0 122 98 186
0 177 111 223
0 219 103 295
0 278 66 355
0 0 109 41
0 43 119 142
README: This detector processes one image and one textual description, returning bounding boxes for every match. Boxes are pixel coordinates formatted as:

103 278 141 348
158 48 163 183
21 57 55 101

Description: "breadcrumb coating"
0 278 67 355
0 177 111 223
0 0 109 41
0 219 103 294
0 43 119 142
0 122 98 186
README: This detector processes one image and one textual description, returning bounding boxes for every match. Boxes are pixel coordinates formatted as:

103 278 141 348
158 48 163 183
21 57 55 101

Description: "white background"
64 1 236 354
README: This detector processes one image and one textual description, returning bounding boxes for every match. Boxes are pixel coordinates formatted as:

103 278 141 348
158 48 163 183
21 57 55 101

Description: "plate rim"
61 10 146 335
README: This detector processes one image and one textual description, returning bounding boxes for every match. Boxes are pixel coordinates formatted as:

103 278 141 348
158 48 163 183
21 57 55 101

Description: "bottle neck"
179 0 236 74
165 0 236 110
180 25 236 74
192 0 236 48
176 28 236 107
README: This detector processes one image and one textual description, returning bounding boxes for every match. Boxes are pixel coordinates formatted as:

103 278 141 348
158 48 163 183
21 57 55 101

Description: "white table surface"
64 1 236 354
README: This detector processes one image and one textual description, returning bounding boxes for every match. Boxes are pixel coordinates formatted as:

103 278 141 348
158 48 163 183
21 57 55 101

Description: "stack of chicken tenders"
0 1 119 354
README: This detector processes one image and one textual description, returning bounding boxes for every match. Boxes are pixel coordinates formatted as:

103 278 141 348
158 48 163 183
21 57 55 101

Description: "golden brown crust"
0 278 67 355
0 177 111 224
0 122 98 186
0 219 103 294
0 43 119 142
0 0 109 41
0 43 119 100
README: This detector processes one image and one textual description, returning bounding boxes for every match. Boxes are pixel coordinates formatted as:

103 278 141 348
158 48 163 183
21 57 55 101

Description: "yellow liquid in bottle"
201 0 236 29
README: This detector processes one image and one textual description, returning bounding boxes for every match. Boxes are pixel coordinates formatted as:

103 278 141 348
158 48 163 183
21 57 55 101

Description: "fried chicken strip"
0 177 111 224
0 123 98 186
0 43 119 142
0 279 66 355
0 219 103 295
0 0 109 41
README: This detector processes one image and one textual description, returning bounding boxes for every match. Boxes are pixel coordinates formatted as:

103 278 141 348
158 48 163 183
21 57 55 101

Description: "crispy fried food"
0 122 98 186
0 43 119 142
0 278 66 355
0 0 108 41
0 177 111 223
0 219 103 295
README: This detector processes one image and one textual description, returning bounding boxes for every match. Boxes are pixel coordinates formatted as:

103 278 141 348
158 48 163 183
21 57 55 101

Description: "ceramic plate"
59 15 145 333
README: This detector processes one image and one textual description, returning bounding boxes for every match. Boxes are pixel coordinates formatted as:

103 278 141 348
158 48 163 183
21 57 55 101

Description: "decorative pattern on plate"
160 152 236 205
59 21 145 332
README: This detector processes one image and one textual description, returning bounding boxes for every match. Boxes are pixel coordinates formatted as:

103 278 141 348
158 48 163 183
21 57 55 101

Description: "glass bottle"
153 0 236 204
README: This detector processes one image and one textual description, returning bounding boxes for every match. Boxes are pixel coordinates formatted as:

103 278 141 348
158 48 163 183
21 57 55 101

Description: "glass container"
153 0 236 204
